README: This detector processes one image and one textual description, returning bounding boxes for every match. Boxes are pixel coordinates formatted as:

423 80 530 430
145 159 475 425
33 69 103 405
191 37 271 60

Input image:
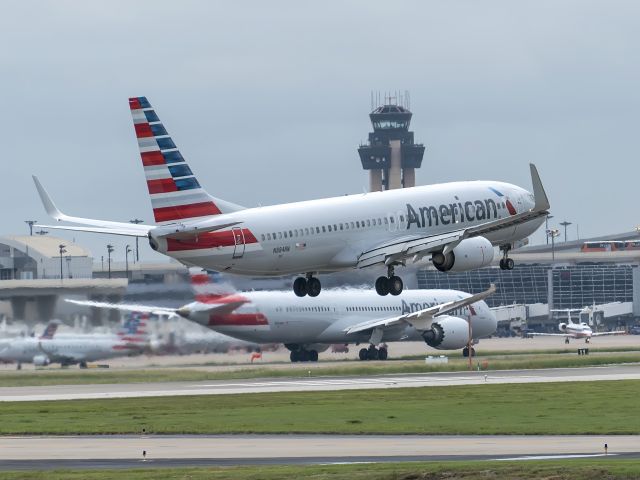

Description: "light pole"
58 244 66 281
130 219 144 262
548 228 560 261
125 245 132 279
545 215 554 245
65 255 72 279
25 220 37 236
107 244 114 279
559 221 572 243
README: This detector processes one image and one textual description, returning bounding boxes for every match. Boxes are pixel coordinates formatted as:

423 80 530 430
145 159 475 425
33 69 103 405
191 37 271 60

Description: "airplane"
0 316 149 369
67 272 498 362
529 309 626 344
33 96 550 298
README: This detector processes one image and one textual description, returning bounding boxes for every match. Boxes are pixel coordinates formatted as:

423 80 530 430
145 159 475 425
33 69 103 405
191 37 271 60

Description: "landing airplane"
34 97 550 297
67 274 497 362
529 309 626 344
0 316 149 369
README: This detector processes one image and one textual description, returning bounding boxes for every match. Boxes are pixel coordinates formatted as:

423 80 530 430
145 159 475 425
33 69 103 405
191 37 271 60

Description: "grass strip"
0 352 639 387
2 459 640 480
1 380 639 435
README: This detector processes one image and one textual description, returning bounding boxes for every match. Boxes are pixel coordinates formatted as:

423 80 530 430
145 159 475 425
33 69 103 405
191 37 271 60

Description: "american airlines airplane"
34 97 550 297
529 309 626 344
0 316 149 369
68 274 497 362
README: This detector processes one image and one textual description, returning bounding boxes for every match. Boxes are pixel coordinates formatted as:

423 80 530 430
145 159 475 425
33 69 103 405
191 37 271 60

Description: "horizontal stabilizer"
33 176 154 236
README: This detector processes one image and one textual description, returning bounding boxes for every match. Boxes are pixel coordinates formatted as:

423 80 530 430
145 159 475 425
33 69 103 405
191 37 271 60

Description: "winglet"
32 175 64 222
529 164 550 212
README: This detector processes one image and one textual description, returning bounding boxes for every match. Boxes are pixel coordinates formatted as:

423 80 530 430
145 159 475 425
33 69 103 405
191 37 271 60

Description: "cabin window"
322 226 326 233
261 234 265 241
284 231 288 238
356 221 360 228
334 224 337 231
351 222 355 229
366 220 371 227
278 232 282 239
328 225 332 232
390 217 395 224
377 218 382 225
305 228 309 235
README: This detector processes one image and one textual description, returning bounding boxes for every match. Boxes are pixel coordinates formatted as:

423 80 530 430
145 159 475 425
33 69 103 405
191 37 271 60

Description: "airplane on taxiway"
34 97 550 298
67 272 497 363
0 316 149 369
529 309 626 344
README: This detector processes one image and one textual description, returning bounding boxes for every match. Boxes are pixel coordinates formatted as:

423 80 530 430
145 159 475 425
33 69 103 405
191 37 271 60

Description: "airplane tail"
189 268 236 303
39 321 60 340
129 96 244 224
117 313 151 344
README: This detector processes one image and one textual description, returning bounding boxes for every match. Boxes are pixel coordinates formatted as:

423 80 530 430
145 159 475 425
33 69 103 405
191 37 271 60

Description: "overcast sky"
1 1 639 262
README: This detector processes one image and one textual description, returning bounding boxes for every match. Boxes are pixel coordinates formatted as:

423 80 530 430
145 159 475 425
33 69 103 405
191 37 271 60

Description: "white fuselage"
153 180 543 276
186 288 497 347
562 323 593 339
0 336 140 365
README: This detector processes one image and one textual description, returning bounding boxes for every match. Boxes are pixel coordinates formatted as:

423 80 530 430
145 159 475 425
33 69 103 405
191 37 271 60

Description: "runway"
0 434 637 470
1 364 639 402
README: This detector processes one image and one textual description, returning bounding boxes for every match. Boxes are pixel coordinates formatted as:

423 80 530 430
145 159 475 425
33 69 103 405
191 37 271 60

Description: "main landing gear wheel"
293 277 307 297
293 276 321 297
307 277 321 297
375 276 390 296
290 349 319 363
375 266 404 296
389 276 403 296
462 346 476 358
564 337 570 344
358 345 389 361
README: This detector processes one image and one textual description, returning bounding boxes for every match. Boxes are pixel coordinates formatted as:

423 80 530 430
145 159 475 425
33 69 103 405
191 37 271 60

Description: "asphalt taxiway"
0 434 637 470
0 364 639 402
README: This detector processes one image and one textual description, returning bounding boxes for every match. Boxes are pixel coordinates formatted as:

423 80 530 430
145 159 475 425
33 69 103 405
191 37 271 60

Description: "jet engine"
431 237 494 273
558 323 567 332
32 355 50 366
421 315 470 350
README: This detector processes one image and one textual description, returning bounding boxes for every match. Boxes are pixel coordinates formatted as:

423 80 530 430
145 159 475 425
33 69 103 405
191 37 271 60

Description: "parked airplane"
529 309 626 344
68 273 497 362
34 97 550 297
0 316 149 369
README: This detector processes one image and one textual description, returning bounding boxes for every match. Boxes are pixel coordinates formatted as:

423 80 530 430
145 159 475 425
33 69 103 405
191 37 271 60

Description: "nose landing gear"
499 245 515 271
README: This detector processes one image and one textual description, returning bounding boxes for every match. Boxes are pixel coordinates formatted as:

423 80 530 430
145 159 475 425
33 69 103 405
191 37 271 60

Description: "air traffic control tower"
358 96 425 191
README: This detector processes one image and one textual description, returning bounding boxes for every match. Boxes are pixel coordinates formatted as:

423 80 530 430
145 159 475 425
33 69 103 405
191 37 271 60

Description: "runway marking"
497 453 616 461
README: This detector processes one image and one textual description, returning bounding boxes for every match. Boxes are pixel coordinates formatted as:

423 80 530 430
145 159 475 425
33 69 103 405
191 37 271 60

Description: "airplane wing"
33 176 242 239
344 284 496 335
591 330 627 336
64 298 246 319
356 164 550 269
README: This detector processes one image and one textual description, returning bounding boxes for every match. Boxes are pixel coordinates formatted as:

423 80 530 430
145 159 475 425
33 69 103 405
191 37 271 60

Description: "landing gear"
375 266 403 296
79 361 88 369
16 362 21 371
462 346 476 358
293 275 321 297
289 347 319 363
358 345 389 361
499 245 514 270
565 337 570 344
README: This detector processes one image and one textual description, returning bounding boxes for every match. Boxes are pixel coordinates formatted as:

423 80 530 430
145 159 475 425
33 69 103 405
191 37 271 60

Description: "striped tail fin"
129 96 243 224
39 321 60 340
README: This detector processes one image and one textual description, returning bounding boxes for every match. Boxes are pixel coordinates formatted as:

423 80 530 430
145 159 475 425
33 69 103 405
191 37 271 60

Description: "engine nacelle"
431 236 494 273
422 315 471 350
32 355 50 366
558 323 567 332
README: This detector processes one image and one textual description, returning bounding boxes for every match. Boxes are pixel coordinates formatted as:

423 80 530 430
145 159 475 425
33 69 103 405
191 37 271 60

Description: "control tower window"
373 120 408 130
